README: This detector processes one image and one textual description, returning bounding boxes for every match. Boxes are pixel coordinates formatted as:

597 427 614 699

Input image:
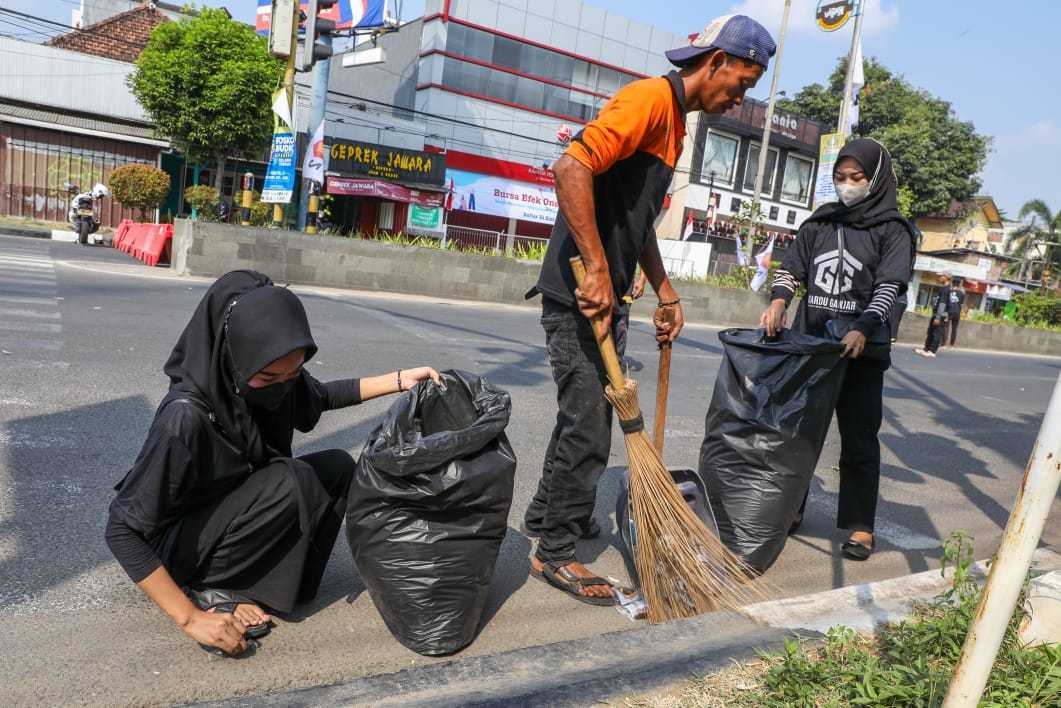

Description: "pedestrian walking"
915 285 948 358
615 268 648 372
105 271 439 656
942 277 966 348
523 14 776 604
761 138 916 561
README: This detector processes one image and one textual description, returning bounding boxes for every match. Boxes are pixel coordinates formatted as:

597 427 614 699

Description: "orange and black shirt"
533 71 687 307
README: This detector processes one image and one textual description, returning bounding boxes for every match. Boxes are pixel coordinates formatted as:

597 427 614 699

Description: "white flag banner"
682 211 695 241
302 120 326 184
749 236 776 292
272 89 293 131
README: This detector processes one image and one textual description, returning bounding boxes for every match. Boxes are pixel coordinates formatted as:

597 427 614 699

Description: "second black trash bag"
346 370 516 656
699 329 849 573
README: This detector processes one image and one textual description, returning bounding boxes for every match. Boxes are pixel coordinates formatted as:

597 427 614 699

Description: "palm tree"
1006 199 1061 282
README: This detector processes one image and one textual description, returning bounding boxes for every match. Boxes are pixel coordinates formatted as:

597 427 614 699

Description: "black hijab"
163 271 317 465
805 138 903 229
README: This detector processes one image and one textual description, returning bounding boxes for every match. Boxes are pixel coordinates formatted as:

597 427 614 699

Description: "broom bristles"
607 378 765 623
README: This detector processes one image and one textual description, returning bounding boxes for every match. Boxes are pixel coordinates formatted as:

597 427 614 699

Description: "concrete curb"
189 548 1061 708
0 224 51 239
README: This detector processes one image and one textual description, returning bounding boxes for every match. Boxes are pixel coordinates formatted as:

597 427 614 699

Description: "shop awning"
326 177 444 207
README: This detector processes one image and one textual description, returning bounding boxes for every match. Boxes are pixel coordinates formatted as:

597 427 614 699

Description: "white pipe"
943 371 1061 707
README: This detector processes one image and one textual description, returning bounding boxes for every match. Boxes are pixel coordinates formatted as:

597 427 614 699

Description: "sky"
7 0 1060 218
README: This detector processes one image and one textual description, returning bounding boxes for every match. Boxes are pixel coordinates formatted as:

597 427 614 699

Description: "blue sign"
261 129 298 204
256 0 389 36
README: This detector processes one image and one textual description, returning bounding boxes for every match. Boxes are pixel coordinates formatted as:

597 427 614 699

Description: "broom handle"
569 256 627 391
654 309 675 454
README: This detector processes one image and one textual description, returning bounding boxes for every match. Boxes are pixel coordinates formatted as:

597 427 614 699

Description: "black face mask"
238 377 296 410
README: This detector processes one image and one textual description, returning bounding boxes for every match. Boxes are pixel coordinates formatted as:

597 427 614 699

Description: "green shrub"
1013 291 1061 326
184 185 219 218
108 164 171 221
232 190 272 227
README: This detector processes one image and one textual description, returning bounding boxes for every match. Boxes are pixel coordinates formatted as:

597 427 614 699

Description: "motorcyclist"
69 183 109 244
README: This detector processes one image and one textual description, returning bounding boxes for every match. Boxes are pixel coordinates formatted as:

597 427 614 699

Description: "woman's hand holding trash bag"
760 299 788 338
839 330 867 359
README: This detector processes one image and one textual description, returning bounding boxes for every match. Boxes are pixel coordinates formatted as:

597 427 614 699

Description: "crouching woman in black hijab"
105 271 439 655
760 138 915 561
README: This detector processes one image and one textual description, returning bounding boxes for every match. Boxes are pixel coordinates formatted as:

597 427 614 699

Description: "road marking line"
0 295 58 306
0 257 53 269
0 308 61 319
0 321 62 333
0 265 54 276
0 277 57 288
0 338 63 351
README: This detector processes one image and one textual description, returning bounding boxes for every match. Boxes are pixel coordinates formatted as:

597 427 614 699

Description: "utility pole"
837 0 867 137
297 35 332 231
746 0 792 263
272 0 299 228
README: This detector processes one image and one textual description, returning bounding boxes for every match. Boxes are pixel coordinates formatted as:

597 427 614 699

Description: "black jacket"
774 219 914 340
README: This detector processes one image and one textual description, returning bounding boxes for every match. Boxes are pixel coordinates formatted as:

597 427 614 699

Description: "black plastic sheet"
699 329 849 573
346 370 516 656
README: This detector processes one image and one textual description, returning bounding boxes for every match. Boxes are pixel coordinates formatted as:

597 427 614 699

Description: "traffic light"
299 0 336 72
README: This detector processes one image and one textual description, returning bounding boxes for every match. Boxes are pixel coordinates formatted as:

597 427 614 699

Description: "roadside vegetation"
628 532 1061 708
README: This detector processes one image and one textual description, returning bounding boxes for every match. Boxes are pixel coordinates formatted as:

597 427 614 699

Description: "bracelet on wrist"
657 298 681 308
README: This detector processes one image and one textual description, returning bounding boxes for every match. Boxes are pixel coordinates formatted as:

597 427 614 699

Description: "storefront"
440 150 557 239
324 138 447 236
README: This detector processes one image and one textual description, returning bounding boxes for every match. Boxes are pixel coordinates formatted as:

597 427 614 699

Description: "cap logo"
748 48 756 58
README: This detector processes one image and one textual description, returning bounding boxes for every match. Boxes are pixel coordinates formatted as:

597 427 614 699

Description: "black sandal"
531 561 620 606
187 588 272 640
841 538 875 561
520 518 601 540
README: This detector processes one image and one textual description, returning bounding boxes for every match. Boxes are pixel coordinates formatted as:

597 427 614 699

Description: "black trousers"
944 317 960 346
924 319 944 353
834 358 886 533
525 298 625 564
159 449 354 613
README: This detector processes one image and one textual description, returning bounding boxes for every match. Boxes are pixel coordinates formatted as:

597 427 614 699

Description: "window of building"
743 143 779 195
730 197 743 213
786 210 797 225
378 202 395 230
781 154 814 204
769 205 779 220
440 22 639 122
701 130 739 187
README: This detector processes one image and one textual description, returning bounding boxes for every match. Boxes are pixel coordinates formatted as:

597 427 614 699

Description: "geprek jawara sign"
328 140 446 187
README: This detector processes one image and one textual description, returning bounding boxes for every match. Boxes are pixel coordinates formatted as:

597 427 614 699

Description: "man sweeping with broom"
524 15 776 606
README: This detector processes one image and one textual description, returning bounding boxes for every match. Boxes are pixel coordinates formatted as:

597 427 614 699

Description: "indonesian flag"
682 211 695 240
750 236 776 292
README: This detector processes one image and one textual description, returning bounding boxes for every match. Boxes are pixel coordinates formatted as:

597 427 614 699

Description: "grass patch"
629 532 1061 707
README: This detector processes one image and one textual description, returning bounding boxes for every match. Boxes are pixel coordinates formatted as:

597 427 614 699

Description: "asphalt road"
2 234 1060 706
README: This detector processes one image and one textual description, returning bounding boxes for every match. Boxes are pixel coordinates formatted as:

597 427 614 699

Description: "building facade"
0 37 168 227
320 0 684 239
660 101 825 259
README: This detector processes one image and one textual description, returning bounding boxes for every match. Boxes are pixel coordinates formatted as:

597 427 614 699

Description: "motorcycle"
66 182 108 245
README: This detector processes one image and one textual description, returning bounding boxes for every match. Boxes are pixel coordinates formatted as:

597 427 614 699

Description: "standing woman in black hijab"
760 138 915 561
106 271 439 655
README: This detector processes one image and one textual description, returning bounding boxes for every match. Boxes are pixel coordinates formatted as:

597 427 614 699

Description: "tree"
1006 199 1061 282
779 57 991 218
130 9 280 193
108 164 171 221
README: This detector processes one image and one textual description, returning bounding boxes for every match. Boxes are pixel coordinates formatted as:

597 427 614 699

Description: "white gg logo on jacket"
812 249 864 296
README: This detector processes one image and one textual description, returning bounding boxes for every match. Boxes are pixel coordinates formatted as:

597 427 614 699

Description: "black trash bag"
699 328 849 573
346 370 516 656
615 467 720 585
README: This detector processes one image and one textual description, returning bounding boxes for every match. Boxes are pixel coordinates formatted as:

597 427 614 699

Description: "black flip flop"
520 518 602 540
841 539 875 561
187 588 272 640
531 561 620 606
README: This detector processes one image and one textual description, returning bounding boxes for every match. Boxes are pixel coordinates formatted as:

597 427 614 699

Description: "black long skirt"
157 449 354 613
